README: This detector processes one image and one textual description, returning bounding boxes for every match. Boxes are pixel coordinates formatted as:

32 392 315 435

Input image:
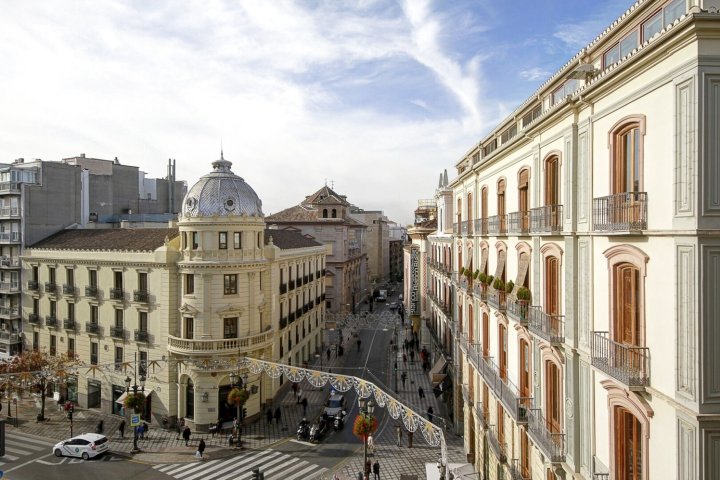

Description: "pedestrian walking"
418 386 425 399
415 338 420 351
338 345 344 357
365 459 372 478
409 350 415 363
301 397 308 416
408 430 413 448
357 339 362 352
141 421 149 439
402 353 407 365
118 419 125 438
326 348 331 361
373 460 380 480
395 423 402 446
274 407 282 425
197 439 206 458
292 383 298 398
266 408 273 424
367 434 374 454
401 371 407 388
427 405 434 421
297 388 303 404
182 425 191 446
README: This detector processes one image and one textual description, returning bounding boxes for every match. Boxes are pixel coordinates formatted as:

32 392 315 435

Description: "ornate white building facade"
417 1 720 479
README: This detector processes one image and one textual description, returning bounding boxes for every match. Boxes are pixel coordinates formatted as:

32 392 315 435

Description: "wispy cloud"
519 67 552 82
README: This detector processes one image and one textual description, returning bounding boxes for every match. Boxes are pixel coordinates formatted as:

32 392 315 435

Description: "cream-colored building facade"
419 1 720 479
22 156 328 430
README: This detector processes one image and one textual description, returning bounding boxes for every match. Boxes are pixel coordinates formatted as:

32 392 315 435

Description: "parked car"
53 433 109 460
323 393 346 417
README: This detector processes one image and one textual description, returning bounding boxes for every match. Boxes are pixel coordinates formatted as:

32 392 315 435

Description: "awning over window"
494 249 506 280
115 389 154 404
463 248 473 270
429 355 448 378
480 248 488 274
515 252 530 290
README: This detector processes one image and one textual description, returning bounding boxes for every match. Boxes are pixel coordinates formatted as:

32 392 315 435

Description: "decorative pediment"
179 303 200 316
216 304 245 317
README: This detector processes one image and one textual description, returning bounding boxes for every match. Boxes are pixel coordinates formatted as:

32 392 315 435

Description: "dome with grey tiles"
182 154 264 218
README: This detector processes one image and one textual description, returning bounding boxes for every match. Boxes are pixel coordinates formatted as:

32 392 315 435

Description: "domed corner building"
171 154 328 430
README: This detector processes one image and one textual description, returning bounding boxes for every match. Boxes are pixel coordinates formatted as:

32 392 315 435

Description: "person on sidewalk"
427 405 434 421
182 425 191 446
266 408 273 424
141 421 149 440
402 353 407 366
395 424 402 446
418 386 425 399
176 418 184 440
401 371 407 389
274 407 282 425
301 397 308 416
118 420 125 438
409 350 415 364
357 339 362 352
367 434 374 454
297 388 303 404
197 439 206 459
326 348 331 361
373 460 380 480
364 459 372 479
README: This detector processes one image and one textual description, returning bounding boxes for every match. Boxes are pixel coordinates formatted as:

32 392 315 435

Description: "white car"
53 433 110 460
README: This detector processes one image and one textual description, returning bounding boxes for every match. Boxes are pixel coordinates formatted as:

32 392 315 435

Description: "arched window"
611 119 645 194
498 322 508 380
497 179 506 232
185 378 195 420
482 310 489 357
481 186 488 234
614 406 643 480
545 359 562 435
518 168 530 231
467 192 473 224
544 154 562 232
331 209 337 218
323 209 328 218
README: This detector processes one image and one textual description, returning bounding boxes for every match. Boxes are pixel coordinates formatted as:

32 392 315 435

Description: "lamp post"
124 352 146 454
229 371 248 448
358 398 375 480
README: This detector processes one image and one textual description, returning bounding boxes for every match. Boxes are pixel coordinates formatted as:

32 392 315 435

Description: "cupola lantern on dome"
182 152 264 218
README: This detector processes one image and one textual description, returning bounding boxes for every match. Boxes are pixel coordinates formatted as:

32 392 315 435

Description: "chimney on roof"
113 157 120 164
14 158 24 164
80 153 85 158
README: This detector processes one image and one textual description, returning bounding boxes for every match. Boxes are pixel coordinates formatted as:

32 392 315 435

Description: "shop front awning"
115 389 154 405
428 355 447 378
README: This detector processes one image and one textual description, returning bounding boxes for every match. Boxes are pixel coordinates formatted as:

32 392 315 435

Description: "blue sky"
0 0 631 225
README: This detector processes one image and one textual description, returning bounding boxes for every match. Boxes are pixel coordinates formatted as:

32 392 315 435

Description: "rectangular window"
619 31 638 58
90 342 98 365
49 267 56 284
114 346 123 370
68 338 75 358
114 270 123 290
138 272 148 291
664 0 685 24
33 331 39 351
223 317 238 339
50 334 56 356
642 10 662 41
192 232 199 250
185 274 195 295
66 268 74 286
89 269 97 288
90 305 98 324
139 311 148 332
50 300 57 317
33 298 39 314
115 309 123 328
184 317 194 339
32 265 38 281
219 232 228 249
224 274 237 295
67 302 75 321
233 232 241 249
139 351 148 376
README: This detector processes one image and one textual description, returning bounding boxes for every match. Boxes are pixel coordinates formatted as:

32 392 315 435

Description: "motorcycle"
297 420 310 441
309 420 326 442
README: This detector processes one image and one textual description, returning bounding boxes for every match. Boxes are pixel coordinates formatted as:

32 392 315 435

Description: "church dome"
182 154 264 218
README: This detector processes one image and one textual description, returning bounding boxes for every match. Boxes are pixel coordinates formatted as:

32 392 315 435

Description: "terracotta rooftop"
29 228 179 251
265 229 321 249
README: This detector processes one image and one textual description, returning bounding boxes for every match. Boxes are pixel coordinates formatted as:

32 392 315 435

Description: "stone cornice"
22 257 175 269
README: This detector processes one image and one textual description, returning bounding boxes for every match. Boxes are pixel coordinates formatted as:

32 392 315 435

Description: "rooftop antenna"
324 178 327 186
220 139 224 160
331 179 335 189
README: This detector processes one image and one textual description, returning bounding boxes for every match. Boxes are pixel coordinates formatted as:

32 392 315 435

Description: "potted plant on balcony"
505 280 515 295
492 277 504 291
516 286 531 321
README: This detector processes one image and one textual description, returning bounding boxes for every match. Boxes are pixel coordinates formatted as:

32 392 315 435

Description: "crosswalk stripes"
153 449 327 480
0 431 55 466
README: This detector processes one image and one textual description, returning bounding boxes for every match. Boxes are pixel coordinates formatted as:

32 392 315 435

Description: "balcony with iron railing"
474 354 531 424
509 459 531 480
0 257 20 269
592 192 647 232
0 331 21 345
506 299 530 325
63 319 76 331
461 220 472 236
591 331 649 388
279 317 288 329
134 330 149 342
487 215 507 235
0 306 20 319
527 408 566 463
85 322 100 334
27 280 39 291
487 425 508 463
507 211 530 235
473 283 488 302
62 284 76 296
133 290 150 303
45 282 58 294
474 403 488 430
110 326 125 339
85 286 99 298
453 222 460 234
0 282 20 294
530 204 563 233
593 474 610 480
461 384 474 406
28 313 40 324
168 329 275 355
528 307 565 345
45 315 58 328
474 218 488 236
109 288 124 301
487 290 506 311
0 232 21 243
289 312 296 322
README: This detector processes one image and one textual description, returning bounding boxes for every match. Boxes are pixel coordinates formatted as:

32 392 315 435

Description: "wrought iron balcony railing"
45 282 58 294
527 408 566 463
461 220 472 236
133 290 150 303
280 283 287 294
487 425 508 463
592 192 647 232
507 211 530 235
85 285 99 298
474 403 488 430
506 299 531 324
474 218 488 236
475 354 531 424
487 290 507 311
134 330 149 342
528 307 565 345
453 222 460 234
28 313 41 324
63 284 77 296
110 288 124 300
45 315 58 327
487 215 507 235
63 319 76 331
110 326 125 339
85 322 100 334
27 280 39 291
591 331 649 387
530 204 563 233
510 459 531 480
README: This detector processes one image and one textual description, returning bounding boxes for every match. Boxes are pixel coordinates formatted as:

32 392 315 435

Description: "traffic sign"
130 415 141 427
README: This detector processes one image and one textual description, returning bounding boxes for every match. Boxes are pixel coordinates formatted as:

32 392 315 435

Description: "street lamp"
358 398 375 480
229 371 248 448
125 352 146 454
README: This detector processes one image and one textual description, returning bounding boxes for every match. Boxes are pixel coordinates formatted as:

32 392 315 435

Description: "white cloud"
519 67 551 82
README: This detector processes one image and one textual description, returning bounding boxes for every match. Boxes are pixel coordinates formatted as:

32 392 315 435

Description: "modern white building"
414 1 720 479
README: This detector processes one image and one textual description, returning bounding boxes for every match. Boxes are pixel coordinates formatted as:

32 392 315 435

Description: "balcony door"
613 125 641 194
497 179 506 232
498 323 508 380
545 361 562 435
544 256 560 315
545 156 560 228
613 263 641 347
614 406 643 480
519 339 531 398
482 312 489 357
519 169 529 231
